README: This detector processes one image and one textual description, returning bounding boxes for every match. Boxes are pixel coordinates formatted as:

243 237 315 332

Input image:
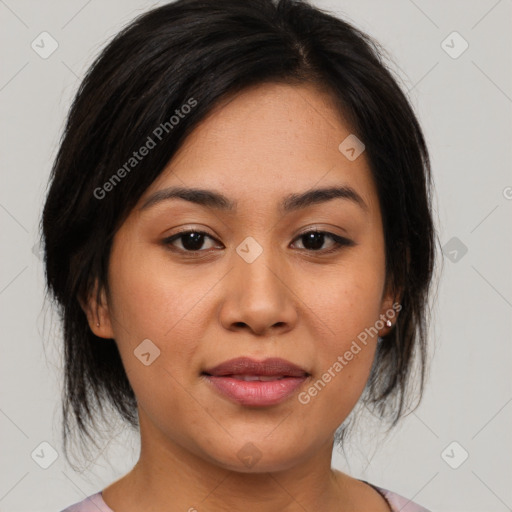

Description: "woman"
43 0 438 510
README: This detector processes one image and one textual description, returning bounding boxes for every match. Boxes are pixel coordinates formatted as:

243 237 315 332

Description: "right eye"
162 230 222 254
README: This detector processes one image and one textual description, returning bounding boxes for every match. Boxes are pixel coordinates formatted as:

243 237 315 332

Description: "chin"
196 435 310 474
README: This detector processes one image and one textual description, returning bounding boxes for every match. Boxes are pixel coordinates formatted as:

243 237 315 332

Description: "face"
88 82 397 473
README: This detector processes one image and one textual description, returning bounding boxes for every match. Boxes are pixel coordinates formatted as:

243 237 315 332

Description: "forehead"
140 82 380 217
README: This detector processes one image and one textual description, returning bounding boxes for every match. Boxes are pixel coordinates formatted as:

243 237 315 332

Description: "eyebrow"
140 185 368 214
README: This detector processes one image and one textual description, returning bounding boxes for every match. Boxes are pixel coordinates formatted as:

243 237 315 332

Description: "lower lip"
204 375 307 406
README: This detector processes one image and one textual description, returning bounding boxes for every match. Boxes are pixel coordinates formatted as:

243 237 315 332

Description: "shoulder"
370 483 432 512
60 492 113 512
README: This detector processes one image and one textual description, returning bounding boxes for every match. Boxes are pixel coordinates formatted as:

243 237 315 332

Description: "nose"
218 244 298 336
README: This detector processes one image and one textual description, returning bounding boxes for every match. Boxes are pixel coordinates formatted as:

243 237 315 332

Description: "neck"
107 422 356 512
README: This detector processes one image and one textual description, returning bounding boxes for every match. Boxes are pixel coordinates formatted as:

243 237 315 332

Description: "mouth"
203 356 309 378
218 375 289 381
202 357 310 407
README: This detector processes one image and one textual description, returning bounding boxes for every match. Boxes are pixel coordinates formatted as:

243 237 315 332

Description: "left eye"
292 230 354 253
162 229 354 254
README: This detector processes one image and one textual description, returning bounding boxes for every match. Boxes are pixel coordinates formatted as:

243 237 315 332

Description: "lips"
202 357 310 406
203 357 309 378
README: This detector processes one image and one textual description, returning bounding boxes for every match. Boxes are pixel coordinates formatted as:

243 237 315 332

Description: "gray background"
1 0 511 511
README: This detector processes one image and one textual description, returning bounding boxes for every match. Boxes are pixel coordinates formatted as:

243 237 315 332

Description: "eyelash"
162 229 355 256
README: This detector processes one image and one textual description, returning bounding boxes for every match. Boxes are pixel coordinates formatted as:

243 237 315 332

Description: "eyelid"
295 225 348 239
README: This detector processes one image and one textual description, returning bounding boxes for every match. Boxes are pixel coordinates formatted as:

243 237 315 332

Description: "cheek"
105 242 220 404
107 241 215 341
105 247 210 433
298 260 385 419
307 255 386 349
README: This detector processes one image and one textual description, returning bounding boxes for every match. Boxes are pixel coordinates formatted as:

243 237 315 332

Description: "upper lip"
203 357 309 378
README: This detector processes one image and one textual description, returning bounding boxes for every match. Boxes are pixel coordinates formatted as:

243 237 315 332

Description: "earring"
96 322 100 327
385 319 392 327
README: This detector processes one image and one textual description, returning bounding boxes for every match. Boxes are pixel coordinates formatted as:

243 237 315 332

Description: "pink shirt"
60 482 431 511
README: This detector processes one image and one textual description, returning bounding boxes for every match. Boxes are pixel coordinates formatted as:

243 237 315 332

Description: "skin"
84 82 399 512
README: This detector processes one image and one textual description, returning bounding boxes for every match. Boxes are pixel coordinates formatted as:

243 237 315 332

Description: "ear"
78 280 115 339
378 277 402 338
